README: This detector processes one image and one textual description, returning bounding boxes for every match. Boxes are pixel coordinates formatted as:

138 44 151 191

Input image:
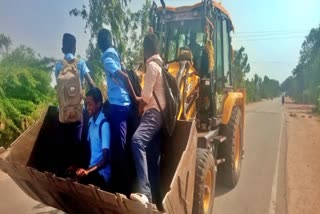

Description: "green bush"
0 45 55 147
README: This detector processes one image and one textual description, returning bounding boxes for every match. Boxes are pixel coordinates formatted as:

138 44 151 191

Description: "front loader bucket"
161 120 197 214
0 106 197 214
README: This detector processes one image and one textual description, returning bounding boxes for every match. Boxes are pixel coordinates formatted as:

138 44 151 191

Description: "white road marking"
268 111 284 214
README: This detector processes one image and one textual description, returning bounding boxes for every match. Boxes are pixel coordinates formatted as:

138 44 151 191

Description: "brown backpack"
57 59 83 123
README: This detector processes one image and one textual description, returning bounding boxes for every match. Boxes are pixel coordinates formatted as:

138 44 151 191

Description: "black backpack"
151 59 180 136
105 52 142 98
105 51 141 134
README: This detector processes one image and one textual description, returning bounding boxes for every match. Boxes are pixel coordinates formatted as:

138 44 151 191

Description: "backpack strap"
105 52 124 86
61 58 79 65
149 59 165 119
61 58 68 67
149 58 163 69
149 58 164 105
99 118 108 140
153 91 164 120
60 58 80 74
73 58 80 66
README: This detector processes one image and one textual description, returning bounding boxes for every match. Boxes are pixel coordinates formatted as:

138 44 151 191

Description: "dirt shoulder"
285 98 320 214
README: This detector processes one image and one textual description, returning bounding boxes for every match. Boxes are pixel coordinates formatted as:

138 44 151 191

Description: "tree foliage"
0 39 55 147
232 47 280 102
245 75 280 102
232 46 250 89
0 33 12 54
70 0 151 85
281 24 320 109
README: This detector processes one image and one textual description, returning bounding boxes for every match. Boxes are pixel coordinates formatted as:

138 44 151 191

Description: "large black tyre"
218 107 243 188
192 148 216 214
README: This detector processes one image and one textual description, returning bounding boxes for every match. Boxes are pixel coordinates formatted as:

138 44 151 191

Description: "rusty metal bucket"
0 106 197 214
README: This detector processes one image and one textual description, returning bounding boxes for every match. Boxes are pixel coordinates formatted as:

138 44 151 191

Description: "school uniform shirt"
101 47 131 106
87 111 111 182
142 54 166 112
55 53 90 87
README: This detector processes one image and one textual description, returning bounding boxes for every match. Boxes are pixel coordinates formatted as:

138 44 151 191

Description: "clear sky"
1 0 319 83
0 0 89 58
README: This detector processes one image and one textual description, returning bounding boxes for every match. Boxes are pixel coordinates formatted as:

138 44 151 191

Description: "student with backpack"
55 33 95 173
97 28 140 195
130 33 167 207
75 87 111 189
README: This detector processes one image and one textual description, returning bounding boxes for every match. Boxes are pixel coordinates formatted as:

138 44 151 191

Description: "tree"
0 45 55 147
281 24 320 109
123 0 151 68
244 73 280 103
0 33 12 55
70 0 131 54
259 76 280 99
232 47 250 89
70 0 151 84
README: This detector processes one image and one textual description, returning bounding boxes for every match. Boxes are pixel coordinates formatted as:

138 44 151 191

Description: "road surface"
0 170 61 214
213 98 287 214
0 99 287 214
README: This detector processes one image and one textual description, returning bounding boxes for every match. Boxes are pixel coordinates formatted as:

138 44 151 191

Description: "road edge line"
268 111 284 214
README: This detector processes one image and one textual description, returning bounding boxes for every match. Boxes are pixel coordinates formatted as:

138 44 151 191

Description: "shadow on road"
214 184 233 197
33 203 64 214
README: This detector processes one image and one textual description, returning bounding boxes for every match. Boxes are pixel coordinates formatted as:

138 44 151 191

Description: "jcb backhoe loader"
0 1 245 213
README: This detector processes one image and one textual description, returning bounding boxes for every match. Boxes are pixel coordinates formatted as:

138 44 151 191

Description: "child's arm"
84 73 95 89
77 121 111 177
103 55 140 102
86 149 110 173
76 149 110 176
81 60 95 89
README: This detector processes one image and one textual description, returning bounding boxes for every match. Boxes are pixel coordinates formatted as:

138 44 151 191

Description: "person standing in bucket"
130 33 166 207
55 33 95 173
75 87 111 189
97 28 140 195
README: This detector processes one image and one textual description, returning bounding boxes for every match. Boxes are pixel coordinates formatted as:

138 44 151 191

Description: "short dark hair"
86 87 103 106
62 33 76 54
143 33 159 56
98 29 113 52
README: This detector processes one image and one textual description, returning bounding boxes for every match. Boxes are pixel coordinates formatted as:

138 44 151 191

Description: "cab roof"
158 1 233 27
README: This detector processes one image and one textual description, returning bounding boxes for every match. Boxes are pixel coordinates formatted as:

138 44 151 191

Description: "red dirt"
285 98 320 214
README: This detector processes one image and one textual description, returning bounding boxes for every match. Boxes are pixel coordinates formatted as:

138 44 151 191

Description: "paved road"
0 170 61 214
0 99 287 214
213 98 287 214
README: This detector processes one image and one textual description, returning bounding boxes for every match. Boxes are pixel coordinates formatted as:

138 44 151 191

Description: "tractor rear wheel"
218 107 243 188
192 148 216 214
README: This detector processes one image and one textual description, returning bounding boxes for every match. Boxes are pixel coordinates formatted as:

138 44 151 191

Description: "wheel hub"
203 169 212 213
234 125 241 172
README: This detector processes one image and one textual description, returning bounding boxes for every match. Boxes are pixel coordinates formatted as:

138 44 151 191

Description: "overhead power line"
250 60 297 64
233 31 307 38
233 35 305 42
234 29 310 34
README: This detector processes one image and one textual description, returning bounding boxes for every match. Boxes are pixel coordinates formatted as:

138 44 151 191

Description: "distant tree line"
281 25 320 112
232 47 281 102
